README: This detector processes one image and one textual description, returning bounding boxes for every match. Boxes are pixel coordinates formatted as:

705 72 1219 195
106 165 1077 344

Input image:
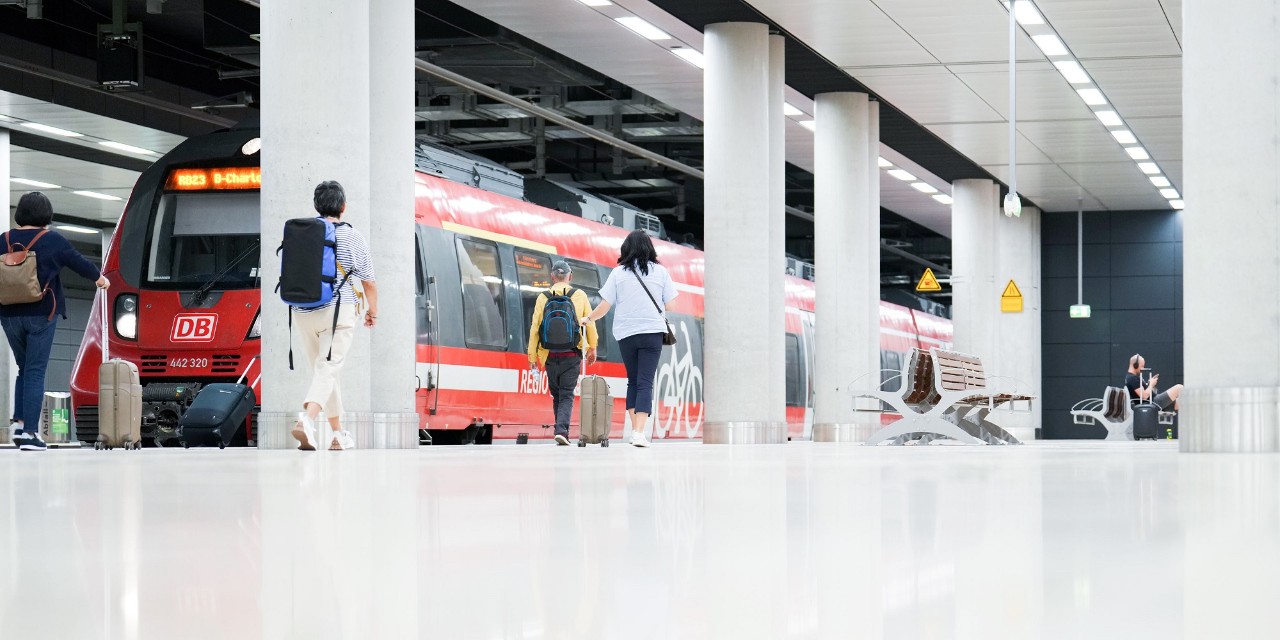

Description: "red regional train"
69 119 952 446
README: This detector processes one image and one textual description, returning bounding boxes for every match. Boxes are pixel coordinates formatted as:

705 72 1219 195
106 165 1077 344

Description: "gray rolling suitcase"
578 368 612 447
96 296 142 450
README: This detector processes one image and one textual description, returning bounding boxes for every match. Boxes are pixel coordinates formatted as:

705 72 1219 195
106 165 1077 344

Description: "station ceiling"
1 0 1182 294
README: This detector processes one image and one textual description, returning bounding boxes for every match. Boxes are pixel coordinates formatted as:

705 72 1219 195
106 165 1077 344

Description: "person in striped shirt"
290 180 379 451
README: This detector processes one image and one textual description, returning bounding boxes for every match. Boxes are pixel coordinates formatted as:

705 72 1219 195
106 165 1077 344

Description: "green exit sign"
1070 304 1092 318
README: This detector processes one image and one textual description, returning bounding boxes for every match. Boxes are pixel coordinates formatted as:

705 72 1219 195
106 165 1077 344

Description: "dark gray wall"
1041 210 1183 439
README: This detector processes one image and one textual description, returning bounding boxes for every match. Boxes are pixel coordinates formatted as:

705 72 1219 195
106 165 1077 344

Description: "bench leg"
963 407 1022 445
1104 421 1133 441
864 414 986 446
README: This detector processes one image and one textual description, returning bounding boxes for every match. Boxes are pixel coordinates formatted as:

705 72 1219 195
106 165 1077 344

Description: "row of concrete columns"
250 9 1049 446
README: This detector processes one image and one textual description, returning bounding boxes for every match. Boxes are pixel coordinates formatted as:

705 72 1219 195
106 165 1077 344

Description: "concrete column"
812 92 878 441
767 34 787 431
259 0 415 449
0 129 10 443
365 0 419 449
992 205 1041 441
951 180 999 361
702 23 782 444
1181 0 1280 452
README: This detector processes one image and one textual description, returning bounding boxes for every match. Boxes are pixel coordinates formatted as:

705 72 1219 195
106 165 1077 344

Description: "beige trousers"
294 305 357 418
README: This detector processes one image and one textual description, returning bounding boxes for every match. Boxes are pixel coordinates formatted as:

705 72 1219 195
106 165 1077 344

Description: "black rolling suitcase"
1132 404 1160 440
177 358 259 449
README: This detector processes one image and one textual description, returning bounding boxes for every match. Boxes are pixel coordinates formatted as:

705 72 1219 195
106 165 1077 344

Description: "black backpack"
539 288 580 352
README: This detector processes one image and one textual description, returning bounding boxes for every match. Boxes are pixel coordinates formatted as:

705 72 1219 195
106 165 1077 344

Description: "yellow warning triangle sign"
915 268 942 292
1002 279 1022 298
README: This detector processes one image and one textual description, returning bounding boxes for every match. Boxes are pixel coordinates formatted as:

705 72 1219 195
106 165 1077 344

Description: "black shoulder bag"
632 269 677 346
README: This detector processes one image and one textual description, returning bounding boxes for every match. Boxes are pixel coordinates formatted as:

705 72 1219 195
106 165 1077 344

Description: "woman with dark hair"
2 192 110 451
580 230 677 447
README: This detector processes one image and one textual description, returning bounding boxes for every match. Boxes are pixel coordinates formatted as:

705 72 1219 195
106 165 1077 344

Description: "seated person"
1125 354 1183 411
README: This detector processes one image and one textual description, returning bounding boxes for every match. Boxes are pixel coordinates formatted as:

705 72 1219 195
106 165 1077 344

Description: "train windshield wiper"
190 239 260 306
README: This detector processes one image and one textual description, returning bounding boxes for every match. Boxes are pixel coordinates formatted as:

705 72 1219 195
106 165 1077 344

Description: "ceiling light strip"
1001 0 1179 208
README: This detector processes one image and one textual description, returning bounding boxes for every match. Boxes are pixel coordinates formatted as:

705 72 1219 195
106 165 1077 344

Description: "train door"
415 231 440 438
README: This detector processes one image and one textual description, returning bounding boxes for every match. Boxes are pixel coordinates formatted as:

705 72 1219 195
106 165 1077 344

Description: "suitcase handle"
100 289 110 363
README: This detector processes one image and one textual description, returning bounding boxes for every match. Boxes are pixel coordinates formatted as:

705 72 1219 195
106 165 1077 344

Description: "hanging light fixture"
1003 2 1022 218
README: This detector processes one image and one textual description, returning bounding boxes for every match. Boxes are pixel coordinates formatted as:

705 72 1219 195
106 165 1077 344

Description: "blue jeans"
619 333 664 413
1 315 59 430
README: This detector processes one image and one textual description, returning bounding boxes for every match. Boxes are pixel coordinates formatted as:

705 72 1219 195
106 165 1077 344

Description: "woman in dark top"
2 192 109 451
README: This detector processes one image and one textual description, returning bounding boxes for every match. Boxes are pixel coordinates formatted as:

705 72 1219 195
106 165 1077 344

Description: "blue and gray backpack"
276 216 354 369
540 288 580 352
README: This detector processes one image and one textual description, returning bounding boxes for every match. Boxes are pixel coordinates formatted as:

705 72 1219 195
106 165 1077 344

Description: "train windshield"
145 192 260 289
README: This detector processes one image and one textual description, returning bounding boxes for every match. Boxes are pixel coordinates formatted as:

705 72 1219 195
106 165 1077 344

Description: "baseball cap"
551 260 572 275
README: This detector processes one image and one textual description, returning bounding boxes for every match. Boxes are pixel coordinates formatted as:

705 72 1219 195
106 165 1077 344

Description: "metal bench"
856 348 1034 445
1071 386 1174 440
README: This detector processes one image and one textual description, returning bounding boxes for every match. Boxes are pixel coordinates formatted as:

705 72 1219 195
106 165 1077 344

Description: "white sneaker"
631 431 650 448
329 430 356 451
291 414 318 451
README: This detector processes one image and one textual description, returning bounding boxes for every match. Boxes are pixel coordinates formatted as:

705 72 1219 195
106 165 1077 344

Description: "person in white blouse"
580 231 677 447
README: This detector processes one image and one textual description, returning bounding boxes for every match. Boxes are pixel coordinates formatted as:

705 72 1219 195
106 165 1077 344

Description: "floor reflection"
1 441 1277 638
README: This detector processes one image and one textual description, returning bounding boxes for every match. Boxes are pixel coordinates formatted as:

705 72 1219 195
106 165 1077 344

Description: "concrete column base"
256 411 419 449
1181 386 1280 453
368 412 420 449
812 422 879 443
256 411 297 450
702 421 787 445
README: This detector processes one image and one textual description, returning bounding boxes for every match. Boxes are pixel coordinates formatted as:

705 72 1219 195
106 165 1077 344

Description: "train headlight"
247 311 262 339
115 294 138 340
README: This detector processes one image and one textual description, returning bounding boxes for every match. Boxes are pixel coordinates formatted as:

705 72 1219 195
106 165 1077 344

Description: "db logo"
171 314 218 342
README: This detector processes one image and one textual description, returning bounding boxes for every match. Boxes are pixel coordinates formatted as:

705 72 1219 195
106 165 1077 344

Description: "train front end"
70 124 263 446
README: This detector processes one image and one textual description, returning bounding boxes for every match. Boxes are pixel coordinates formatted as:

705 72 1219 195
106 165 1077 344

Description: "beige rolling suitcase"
578 364 612 447
96 295 142 450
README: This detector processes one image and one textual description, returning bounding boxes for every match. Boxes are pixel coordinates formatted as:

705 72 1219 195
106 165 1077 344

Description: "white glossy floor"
2 440 1278 639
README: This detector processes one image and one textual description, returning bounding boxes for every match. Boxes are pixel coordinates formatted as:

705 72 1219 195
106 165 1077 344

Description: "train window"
457 239 507 349
566 260 601 289
415 242 425 296
146 193 260 288
785 334 803 407
515 250 554 344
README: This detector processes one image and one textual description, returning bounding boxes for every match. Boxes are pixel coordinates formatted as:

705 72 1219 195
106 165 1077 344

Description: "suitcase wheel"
93 441 103 451
218 442 226 450
578 439 586 448
601 439 609 448
183 442 190 449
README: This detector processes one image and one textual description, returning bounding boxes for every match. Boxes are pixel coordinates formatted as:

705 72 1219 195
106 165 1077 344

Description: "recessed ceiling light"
877 157 893 168
669 48 705 69
10 177 62 189
1002 1 1045 25
932 194 954 205
797 120 815 131
577 0 613 5
888 169 917 182
1031 34 1068 57
1137 162 1159 174
1170 200 1185 210
1077 88 1107 105
1110 129 1137 144
783 103 804 117
1125 147 1150 160
614 16 671 40
241 137 262 156
72 190 123 201
1093 110 1123 127
21 122 84 137
56 223 101 235
911 182 938 194
1150 176 1171 188
99 140 157 155
1160 188 1180 199
1053 61 1090 84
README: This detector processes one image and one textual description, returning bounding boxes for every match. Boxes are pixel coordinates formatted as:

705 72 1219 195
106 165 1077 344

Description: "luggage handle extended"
236 355 260 386
100 289 110 363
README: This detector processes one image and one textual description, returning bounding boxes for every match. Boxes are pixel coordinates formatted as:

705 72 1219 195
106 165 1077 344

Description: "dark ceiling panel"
648 0 1003 187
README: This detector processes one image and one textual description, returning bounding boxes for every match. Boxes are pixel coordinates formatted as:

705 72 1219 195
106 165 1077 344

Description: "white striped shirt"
295 221 375 313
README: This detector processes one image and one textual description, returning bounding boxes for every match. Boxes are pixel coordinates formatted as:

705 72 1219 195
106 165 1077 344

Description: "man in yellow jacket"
528 260 599 445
